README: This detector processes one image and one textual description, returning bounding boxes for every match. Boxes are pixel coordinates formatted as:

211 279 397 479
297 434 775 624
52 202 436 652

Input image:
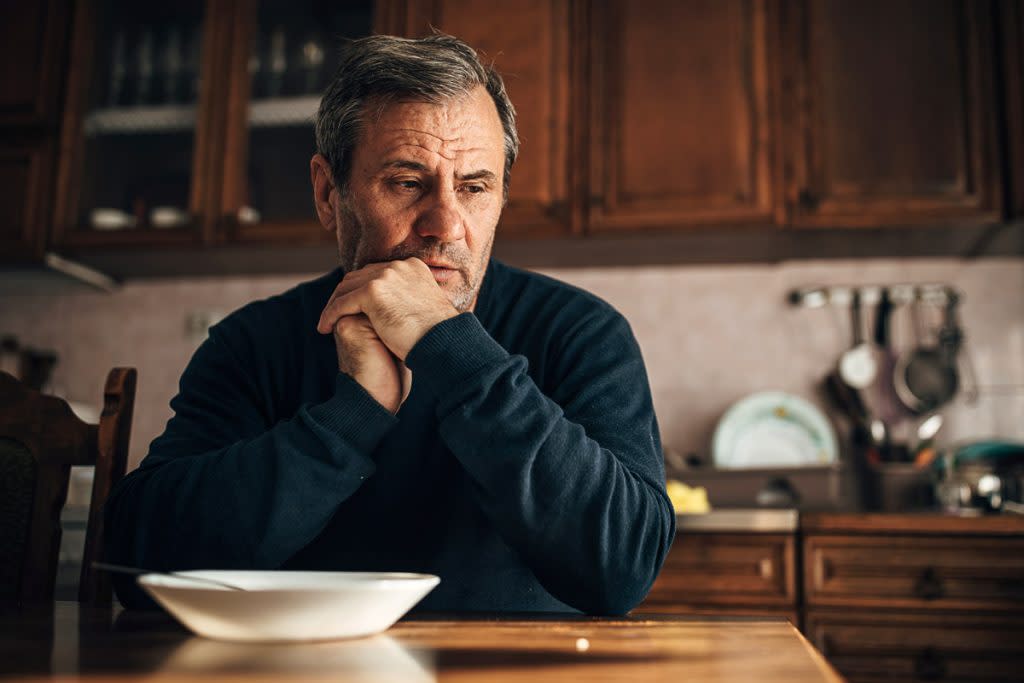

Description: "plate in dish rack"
712 391 838 468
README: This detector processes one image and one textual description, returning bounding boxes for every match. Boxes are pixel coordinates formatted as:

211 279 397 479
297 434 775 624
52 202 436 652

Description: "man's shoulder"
487 260 624 327
490 260 617 314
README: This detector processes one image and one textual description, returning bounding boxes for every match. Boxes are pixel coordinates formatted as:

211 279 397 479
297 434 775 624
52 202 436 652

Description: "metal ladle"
92 562 245 591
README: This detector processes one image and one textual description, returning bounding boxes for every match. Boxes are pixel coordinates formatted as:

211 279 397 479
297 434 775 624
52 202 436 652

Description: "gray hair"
314 34 519 198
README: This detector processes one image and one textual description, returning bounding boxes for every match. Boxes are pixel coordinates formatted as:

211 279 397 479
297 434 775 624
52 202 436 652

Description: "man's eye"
462 184 486 194
396 180 420 189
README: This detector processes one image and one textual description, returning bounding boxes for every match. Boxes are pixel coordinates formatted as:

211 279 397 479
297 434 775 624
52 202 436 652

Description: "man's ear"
310 154 337 232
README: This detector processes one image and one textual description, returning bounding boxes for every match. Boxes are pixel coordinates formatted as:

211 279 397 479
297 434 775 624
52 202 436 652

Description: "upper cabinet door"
395 0 574 237
1002 0 1024 220
588 0 780 232
52 0 220 248
786 0 1002 227
0 1 70 128
219 0 376 245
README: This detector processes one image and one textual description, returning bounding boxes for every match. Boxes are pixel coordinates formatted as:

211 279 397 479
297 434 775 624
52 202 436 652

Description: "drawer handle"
914 647 947 681
913 568 944 600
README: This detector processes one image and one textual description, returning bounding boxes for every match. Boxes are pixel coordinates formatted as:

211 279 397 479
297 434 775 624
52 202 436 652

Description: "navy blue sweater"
106 259 674 614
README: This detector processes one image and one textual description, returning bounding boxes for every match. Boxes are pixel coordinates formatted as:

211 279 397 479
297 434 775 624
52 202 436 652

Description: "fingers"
318 289 368 334
316 259 435 334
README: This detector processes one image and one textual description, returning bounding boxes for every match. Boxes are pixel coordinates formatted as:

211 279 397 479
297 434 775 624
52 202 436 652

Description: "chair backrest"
0 368 136 606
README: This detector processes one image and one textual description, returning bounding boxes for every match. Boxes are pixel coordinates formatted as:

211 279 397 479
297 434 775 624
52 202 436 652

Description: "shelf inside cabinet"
82 96 321 136
248 95 320 127
84 104 197 135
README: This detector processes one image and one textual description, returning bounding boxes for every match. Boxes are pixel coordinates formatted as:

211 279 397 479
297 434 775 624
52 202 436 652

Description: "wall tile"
2 258 1021 470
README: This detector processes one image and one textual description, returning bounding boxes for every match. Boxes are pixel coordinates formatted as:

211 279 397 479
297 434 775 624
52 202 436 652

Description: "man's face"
329 85 506 312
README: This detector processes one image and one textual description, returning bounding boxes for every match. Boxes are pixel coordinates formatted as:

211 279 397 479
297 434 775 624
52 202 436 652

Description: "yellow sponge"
666 479 711 514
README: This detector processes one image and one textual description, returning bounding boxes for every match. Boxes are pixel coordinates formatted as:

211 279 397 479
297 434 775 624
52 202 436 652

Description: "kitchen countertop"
676 508 799 532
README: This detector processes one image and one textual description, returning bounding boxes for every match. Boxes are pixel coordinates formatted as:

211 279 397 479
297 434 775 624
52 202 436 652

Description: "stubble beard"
335 199 494 313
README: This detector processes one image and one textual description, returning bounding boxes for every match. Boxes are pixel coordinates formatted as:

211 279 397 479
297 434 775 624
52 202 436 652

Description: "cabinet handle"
913 567 944 600
913 647 947 681
758 558 774 580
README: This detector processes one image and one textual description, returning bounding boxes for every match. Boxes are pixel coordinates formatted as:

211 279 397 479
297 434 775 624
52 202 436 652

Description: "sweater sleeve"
104 318 397 608
404 311 675 615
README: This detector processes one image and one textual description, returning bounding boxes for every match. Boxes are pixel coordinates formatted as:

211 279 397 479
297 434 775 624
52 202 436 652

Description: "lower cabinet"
805 612 1024 683
638 531 799 624
639 513 1024 682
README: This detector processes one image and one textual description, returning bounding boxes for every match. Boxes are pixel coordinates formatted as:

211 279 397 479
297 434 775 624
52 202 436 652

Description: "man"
106 34 674 615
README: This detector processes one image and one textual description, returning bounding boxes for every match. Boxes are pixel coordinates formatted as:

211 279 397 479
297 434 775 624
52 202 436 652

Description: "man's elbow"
584 515 676 616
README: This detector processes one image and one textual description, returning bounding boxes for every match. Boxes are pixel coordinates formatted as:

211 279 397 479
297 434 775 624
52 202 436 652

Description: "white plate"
138 570 439 643
712 391 838 469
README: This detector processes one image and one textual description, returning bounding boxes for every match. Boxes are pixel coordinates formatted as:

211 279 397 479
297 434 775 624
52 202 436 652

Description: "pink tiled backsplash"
2 257 1022 471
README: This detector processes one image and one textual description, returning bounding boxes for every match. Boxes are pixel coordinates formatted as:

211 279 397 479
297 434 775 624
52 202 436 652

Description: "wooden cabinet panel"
1003 0 1024 218
805 611 1024 683
588 0 779 231
0 141 55 262
786 0 1001 227
0 1 70 127
641 533 796 609
804 535 1024 611
397 0 572 237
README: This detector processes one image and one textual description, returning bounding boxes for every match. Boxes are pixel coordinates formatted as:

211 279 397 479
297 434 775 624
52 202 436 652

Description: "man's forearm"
406 313 675 615
105 374 395 607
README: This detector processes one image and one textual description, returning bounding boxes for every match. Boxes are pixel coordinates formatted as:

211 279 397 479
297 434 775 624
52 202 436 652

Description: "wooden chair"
0 368 136 606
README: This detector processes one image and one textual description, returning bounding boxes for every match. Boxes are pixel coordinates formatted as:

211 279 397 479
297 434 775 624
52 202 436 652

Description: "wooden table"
0 602 843 682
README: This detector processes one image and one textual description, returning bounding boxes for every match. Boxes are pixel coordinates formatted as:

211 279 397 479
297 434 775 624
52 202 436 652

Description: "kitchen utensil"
839 289 877 390
869 287 905 425
712 391 838 468
913 414 943 452
824 371 883 464
136 570 440 642
93 562 245 591
894 294 960 414
911 414 943 468
932 440 1024 513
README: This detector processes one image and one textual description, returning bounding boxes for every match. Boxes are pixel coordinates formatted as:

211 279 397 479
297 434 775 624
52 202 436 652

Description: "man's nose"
414 187 466 243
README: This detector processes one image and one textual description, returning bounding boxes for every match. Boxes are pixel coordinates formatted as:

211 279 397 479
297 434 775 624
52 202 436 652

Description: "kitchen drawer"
804 535 1024 611
805 611 1024 683
641 533 796 609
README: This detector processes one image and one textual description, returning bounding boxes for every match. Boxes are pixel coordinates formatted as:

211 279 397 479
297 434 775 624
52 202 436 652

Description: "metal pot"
933 441 1024 513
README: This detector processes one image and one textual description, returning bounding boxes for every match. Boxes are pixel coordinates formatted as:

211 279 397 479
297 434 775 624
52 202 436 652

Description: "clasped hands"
317 258 459 414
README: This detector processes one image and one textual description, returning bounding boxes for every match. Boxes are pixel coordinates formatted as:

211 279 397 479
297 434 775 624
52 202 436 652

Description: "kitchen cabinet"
783 0 1003 228
587 0 781 233
639 530 799 623
0 1 70 263
1002 0 1024 219
636 511 800 623
804 612 1024 683
50 0 218 249
639 512 1024 681
218 0 377 245
391 0 575 238
0 142 58 264
8 0 1022 274
801 513 1024 683
49 0 378 252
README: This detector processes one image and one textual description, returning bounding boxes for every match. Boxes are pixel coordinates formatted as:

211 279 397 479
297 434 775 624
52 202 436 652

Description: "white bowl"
138 571 440 642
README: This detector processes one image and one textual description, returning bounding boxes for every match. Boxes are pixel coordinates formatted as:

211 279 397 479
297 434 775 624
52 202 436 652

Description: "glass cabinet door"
221 0 374 244
56 0 214 245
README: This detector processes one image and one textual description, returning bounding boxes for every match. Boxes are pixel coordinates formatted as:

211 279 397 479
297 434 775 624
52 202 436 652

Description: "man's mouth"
426 264 459 284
